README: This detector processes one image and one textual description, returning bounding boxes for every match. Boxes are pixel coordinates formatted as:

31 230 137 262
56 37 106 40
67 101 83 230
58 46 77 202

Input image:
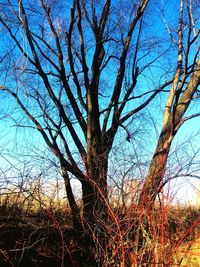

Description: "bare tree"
0 0 199 238
140 0 200 207
0 0 149 229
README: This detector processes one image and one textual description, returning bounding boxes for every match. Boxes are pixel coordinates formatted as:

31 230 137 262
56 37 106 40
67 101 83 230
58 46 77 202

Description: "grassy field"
0 193 200 266
174 237 200 266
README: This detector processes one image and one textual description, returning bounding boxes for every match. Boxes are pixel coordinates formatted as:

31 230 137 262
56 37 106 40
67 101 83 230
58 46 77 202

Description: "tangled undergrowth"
0 194 200 267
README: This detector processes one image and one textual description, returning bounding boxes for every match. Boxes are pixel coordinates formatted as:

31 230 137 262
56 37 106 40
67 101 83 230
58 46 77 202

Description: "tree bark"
83 151 109 226
139 124 173 207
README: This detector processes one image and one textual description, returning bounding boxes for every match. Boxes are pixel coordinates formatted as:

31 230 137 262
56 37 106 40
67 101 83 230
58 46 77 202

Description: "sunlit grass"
0 187 200 266
173 237 200 266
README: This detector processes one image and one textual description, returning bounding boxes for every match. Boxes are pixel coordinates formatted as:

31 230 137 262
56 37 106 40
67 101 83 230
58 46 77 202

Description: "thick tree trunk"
82 154 109 226
139 125 173 207
85 76 110 227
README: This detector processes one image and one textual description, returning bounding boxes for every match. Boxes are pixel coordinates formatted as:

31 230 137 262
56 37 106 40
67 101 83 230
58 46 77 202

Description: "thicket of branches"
0 0 200 266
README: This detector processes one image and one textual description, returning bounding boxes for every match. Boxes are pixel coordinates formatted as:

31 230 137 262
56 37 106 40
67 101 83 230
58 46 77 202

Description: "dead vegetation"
0 193 200 267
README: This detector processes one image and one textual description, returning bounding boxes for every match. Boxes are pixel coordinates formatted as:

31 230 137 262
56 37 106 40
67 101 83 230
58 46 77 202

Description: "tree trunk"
140 60 200 208
61 165 83 231
139 125 173 207
82 154 109 226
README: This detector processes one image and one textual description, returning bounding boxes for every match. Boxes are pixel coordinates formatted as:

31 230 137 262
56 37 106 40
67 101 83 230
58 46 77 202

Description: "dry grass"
0 192 200 267
174 237 200 266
